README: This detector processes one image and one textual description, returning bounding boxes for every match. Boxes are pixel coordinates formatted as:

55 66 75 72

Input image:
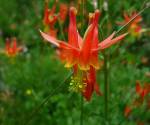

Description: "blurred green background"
0 0 150 125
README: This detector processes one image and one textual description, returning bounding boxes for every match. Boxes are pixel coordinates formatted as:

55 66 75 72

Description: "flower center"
69 76 87 93
49 15 54 22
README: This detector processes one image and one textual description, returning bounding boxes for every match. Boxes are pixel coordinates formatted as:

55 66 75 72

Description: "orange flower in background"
124 106 132 117
124 81 150 122
136 81 150 99
117 11 142 37
137 121 144 125
40 7 127 101
43 0 58 27
59 3 68 23
49 28 58 38
43 0 58 37
5 37 22 57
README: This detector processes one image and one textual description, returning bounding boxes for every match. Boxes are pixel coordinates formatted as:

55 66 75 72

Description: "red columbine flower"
43 0 58 37
43 0 58 27
136 81 150 99
117 11 142 37
124 106 132 117
40 7 127 101
5 37 22 57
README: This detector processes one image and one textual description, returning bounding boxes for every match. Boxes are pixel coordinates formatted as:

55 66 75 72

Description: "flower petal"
79 11 100 70
40 30 60 47
68 7 79 48
12 37 17 52
77 31 83 49
90 25 100 69
79 25 95 70
83 66 102 101
98 32 115 49
109 33 128 47
94 83 102 96
136 80 142 95
98 32 127 50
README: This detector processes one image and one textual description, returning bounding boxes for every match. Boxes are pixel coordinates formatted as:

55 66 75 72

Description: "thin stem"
80 95 84 125
103 51 109 124
115 5 149 35
79 1 85 125
81 0 85 34
97 0 100 9
58 21 66 41
99 26 109 124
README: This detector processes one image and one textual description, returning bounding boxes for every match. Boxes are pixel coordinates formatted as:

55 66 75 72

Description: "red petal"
98 32 127 50
83 82 93 101
124 12 130 22
90 20 100 69
141 89 147 98
83 66 102 101
79 24 95 70
43 1 50 25
98 32 115 49
136 81 142 95
94 83 102 96
79 10 100 70
110 33 128 45
40 30 78 49
124 106 132 117
40 30 60 47
77 31 83 49
5 38 10 51
68 7 79 48
12 37 17 53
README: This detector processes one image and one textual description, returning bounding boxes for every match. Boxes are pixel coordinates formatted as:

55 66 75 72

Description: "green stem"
81 0 85 34
99 26 109 124
103 51 109 124
80 1 85 125
58 21 66 41
80 95 84 125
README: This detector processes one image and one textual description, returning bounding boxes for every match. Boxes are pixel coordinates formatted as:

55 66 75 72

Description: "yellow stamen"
69 76 87 93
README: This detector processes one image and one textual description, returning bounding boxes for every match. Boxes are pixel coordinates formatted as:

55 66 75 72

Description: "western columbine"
40 7 127 101
117 11 142 37
43 0 58 37
4 37 22 57
136 80 150 99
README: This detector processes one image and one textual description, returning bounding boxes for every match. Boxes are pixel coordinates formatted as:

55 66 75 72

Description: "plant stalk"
80 95 84 125
103 51 109 124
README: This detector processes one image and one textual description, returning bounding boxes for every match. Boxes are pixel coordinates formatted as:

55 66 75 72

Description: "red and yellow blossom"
40 7 127 101
4 37 22 57
43 0 58 37
43 0 58 27
117 11 142 37
136 81 150 99
124 81 150 119
124 106 132 117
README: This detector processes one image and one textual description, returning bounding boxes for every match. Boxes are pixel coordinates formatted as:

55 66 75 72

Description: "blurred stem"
58 21 66 40
97 0 103 9
81 0 85 34
103 51 109 124
80 1 85 125
97 0 100 9
99 27 109 124
80 95 84 125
